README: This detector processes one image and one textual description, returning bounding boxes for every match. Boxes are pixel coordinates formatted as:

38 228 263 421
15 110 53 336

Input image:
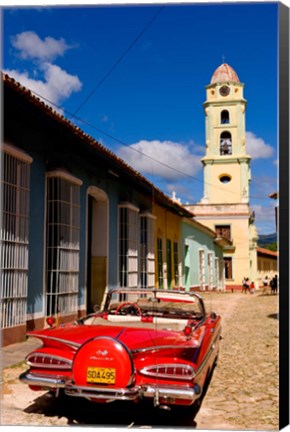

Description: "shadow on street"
23 391 199 427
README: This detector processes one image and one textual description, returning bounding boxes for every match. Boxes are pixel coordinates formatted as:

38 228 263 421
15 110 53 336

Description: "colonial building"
186 63 258 290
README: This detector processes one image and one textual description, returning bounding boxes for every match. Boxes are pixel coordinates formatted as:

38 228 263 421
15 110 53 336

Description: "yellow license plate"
87 367 116 384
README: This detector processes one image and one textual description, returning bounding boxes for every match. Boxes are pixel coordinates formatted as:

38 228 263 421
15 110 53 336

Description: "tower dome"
210 63 240 84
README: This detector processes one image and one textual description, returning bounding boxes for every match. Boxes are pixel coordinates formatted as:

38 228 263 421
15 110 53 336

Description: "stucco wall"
153 203 181 289
181 220 224 291
192 216 252 289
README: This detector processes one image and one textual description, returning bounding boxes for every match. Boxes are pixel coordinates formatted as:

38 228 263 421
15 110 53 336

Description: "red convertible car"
20 289 221 412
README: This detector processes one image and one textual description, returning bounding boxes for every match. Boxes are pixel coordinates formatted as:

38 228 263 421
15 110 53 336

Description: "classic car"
20 288 221 412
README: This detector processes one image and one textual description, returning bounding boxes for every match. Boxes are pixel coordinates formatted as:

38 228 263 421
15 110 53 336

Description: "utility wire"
21 86 274 203
7 3 274 203
69 6 164 120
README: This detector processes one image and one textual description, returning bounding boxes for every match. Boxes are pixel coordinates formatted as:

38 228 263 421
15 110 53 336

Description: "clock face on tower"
219 85 230 96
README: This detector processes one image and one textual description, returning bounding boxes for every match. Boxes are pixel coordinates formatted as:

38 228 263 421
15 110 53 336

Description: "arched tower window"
220 131 232 155
221 110 230 124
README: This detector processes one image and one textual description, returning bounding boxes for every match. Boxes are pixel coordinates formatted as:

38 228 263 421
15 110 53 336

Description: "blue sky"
2 2 279 234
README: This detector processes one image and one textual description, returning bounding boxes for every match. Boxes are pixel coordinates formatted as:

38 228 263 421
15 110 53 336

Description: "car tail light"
183 325 192 337
47 316 56 327
26 353 72 370
140 364 195 380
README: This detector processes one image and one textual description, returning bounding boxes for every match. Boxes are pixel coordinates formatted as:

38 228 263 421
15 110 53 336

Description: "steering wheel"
115 302 141 316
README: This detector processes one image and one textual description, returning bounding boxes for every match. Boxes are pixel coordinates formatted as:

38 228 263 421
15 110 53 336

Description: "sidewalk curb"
1 337 42 369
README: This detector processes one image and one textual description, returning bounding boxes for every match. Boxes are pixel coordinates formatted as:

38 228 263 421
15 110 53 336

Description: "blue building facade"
182 219 225 292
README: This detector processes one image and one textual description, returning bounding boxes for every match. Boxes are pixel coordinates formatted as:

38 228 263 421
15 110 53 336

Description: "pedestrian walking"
270 277 275 294
250 281 255 294
242 277 250 294
262 275 269 294
271 275 278 294
242 277 247 293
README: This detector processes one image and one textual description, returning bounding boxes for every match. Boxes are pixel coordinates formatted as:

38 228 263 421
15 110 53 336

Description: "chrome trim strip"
196 329 221 376
65 384 141 401
131 344 196 354
142 384 200 401
65 383 200 403
19 371 67 388
27 334 81 348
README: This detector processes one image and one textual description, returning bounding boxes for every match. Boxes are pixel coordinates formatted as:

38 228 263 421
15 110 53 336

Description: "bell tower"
187 63 258 291
201 63 251 205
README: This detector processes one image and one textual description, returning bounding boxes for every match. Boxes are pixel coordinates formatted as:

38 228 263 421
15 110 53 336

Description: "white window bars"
46 173 81 317
119 203 139 290
207 252 214 289
1 148 32 328
140 213 155 289
199 249 206 290
119 205 155 291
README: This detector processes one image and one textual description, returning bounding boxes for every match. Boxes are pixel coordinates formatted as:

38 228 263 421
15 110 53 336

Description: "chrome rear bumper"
19 371 67 389
19 370 201 404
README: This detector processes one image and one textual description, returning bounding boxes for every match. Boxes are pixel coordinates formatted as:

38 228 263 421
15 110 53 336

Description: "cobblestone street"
1 291 279 429
195 291 279 430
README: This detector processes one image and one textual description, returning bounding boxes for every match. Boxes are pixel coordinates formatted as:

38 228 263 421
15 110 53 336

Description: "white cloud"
11 31 72 62
4 63 82 107
42 63 82 101
246 131 274 159
4 31 82 110
118 140 201 181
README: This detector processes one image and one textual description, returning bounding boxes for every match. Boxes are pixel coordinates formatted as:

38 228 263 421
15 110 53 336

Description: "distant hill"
258 233 277 247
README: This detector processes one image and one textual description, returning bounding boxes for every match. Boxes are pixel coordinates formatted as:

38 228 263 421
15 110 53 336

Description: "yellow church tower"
188 63 258 290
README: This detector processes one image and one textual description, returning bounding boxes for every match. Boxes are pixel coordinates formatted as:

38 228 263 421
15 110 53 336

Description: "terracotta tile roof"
3 72 194 219
210 63 240 84
257 247 278 257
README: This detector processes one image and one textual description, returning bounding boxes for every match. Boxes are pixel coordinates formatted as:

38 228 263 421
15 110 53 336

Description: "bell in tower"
220 131 232 155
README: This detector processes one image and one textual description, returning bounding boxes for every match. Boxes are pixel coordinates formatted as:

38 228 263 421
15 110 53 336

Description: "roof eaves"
3 72 195 218
257 247 278 257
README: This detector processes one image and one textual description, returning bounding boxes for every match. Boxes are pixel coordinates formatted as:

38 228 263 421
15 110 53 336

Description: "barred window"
46 172 81 317
119 203 139 289
199 249 206 290
166 239 172 289
140 213 155 289
173 241 179 286
207 252 214 289
214 257 219 288
224 257 233 279
215 225 231 241
1 145 32 328
157 238 163 289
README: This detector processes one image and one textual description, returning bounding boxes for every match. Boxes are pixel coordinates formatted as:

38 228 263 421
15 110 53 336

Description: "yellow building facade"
187 63 258 290
153 203 182 290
